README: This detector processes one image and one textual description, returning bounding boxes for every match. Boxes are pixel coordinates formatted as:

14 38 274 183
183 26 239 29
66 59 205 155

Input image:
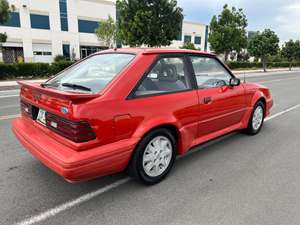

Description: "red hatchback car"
12 48 273 184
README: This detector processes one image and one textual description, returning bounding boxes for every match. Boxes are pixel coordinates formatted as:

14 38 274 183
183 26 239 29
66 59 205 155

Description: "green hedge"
0 61 74 80
1 60 300 80
227 61 300 70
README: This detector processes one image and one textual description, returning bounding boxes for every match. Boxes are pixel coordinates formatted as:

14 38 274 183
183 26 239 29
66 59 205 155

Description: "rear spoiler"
18 81 101 101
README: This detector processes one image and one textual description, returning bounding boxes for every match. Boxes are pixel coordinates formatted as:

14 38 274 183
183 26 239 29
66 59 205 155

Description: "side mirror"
229 77 241 86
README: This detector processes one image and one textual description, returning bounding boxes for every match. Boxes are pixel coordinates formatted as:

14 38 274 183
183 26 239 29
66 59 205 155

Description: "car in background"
12 48 273 184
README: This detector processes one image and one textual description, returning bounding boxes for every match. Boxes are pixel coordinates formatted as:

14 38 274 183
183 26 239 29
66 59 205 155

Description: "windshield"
45 53 135 93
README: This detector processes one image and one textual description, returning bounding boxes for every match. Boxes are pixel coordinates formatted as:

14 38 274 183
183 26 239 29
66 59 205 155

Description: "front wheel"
128 128 176 185
244 101 265 135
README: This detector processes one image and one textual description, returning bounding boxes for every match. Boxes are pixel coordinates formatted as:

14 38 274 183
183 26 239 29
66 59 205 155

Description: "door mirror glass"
229 78 241 86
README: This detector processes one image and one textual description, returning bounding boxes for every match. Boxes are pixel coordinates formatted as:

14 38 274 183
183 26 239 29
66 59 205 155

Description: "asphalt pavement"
1 71 300 225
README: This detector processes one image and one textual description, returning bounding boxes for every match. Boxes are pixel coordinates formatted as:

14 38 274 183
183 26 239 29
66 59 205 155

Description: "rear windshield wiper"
61 83 91 92
40 83 56 88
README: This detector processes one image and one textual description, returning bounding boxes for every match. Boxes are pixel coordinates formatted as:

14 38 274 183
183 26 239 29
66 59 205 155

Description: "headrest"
158 64 178 82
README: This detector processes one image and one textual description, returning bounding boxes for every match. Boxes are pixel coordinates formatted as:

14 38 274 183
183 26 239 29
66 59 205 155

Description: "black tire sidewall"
131 128 177 184
249 101 265 134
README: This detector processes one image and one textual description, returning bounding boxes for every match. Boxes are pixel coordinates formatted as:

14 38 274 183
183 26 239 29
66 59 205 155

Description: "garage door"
32 43 53 63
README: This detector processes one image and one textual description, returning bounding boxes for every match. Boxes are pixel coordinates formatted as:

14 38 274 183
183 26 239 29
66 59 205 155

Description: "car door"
188 55 247 137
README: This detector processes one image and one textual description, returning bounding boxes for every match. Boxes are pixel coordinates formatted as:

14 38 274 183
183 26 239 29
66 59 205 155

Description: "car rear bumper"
12 117 139 182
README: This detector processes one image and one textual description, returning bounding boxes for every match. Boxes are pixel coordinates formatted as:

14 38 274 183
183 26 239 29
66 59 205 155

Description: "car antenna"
243 71 246 83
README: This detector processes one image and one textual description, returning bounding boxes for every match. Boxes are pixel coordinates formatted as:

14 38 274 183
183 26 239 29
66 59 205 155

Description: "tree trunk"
262 57 267 72
289 62 292 71
224 51 229 63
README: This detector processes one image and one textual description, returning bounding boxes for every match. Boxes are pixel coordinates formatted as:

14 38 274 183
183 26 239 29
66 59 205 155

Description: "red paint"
12 48 273 182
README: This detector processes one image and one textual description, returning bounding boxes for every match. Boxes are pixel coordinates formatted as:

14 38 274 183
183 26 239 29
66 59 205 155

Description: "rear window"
45 53 135 93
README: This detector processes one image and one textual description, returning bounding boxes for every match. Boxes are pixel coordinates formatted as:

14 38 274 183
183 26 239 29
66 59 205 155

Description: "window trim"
127 53 196 100
187 54 236 90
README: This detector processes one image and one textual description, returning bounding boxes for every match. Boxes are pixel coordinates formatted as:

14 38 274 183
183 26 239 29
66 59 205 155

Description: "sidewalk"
1 67 300 91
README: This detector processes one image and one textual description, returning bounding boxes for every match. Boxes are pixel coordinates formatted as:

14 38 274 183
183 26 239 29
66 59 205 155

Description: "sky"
177 0 300 44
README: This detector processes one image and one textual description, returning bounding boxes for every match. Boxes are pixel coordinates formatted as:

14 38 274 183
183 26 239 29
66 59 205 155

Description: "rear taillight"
45 112 96 143
21 101 32 117
20 100 39 119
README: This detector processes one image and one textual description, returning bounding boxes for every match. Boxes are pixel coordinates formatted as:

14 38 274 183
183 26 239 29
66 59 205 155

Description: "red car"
12 48 273 184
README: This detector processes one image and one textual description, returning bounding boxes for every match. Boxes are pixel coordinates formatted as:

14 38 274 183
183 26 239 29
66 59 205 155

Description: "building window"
80 46 107 59
30 14 50 30
59 0 68 31
78 19 99 33
0 12 20 27
2 47 24 63
33 51 52 56
184 35 191 43
62 44 70 59
194 36 201 45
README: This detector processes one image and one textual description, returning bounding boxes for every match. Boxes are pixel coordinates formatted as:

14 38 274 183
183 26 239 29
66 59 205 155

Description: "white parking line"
260 76 300 84
0 114 20 120
265 104 300 121
15 178 130 225
0 104 18 109
0 94 19 99
14 103 300 225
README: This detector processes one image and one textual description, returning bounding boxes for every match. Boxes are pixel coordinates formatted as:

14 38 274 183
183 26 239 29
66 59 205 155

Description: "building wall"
0 0 209 63
170 21 209 51
0 0 116 63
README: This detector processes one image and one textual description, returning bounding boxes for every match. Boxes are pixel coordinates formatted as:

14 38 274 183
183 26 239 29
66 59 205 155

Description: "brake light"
20 100 39 119
20 101 32 117
45 112 96 143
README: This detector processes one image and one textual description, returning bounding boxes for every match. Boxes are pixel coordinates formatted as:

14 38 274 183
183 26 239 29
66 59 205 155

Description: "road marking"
12 103 300 225
15 177 130 225
0 114 20 120
0 104 18 109
265 104 300 121
260 76 300 84
0 94 19 99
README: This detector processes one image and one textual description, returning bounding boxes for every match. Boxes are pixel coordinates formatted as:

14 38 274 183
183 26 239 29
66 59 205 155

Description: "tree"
180 42 198 50
95 15 117 48
208 4 248 62
248 29 279 72
116 0 183 47
0 0 10 45
281 40 300 71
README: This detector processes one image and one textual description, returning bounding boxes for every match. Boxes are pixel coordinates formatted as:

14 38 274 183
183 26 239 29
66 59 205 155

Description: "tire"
128 128 177 185
243 101 265 135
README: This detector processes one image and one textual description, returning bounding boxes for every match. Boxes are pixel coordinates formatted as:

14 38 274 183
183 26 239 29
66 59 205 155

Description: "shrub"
0 61 75 80
54 54 69 62
51 61 74 74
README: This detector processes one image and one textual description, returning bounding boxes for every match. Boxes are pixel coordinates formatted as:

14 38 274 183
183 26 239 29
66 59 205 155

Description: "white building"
171 20 209 52
0 0 209 63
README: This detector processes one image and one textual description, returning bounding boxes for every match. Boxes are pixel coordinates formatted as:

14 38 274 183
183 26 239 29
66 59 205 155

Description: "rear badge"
60 107 69 114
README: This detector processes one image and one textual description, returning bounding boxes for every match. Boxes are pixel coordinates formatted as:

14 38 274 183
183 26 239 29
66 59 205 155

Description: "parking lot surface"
1 71 300 225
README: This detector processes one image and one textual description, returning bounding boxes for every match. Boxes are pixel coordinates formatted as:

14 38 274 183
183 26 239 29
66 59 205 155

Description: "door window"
190 56 232 89
134 57 192 97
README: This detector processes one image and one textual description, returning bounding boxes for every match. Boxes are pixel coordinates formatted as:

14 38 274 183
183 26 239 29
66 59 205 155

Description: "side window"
190 56 232 89
134 57 192 97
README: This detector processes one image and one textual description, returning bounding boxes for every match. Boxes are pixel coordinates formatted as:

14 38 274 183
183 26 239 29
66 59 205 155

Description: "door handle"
203 96 212 104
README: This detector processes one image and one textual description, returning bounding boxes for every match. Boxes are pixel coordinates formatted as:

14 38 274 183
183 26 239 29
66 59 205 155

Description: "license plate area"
37 109 47 125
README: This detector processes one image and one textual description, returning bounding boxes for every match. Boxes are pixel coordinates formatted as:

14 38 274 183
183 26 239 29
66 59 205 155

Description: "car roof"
99 48 215 56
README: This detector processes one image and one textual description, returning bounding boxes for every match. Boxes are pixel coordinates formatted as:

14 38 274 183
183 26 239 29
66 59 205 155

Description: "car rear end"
12 52 138 182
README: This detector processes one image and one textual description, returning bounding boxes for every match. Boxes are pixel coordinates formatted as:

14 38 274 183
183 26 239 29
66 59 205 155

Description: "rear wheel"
244 101 265 135
128 128 176 184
